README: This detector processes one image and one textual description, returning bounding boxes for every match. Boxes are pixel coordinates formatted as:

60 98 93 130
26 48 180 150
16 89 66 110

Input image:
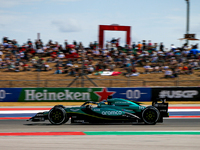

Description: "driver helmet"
107 95 113 99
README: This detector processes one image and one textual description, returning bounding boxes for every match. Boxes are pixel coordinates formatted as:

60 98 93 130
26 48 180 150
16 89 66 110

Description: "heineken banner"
0 88 151 102
20 88 102 102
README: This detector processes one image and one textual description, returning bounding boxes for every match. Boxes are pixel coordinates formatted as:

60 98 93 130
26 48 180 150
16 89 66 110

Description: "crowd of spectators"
0 37 200 79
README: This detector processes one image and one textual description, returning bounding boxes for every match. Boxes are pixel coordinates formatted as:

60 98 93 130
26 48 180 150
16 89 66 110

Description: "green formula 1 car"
28 97 169 125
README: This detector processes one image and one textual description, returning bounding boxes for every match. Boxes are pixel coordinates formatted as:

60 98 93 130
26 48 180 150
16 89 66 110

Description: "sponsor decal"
139 106 145 110
160 110 167 112
74 120 84 123
95 88 115 102
19 88 103 102
115 101 129 104
0 90 12 100
33 117 45 121
109 88 151 101
36 113 45 117
0 88 21 102
154 104 168 107
125 90 147 100
159 90 198 99
70 109 80 112
24 90 91 101
102 111 122 116
93 109 100 111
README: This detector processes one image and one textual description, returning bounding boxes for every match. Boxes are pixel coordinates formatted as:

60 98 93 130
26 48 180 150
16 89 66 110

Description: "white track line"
0 110 48 114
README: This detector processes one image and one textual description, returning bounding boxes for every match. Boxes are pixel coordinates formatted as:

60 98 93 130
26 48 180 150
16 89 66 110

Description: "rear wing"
152 99 169 118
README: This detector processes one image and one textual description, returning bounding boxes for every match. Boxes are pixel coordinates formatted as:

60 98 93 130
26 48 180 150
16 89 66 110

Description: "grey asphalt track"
0 119 200 132
1 135 200 150
0 119 200 150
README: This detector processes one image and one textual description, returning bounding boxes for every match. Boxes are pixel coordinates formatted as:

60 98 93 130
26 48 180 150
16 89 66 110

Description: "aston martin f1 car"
28 98 169 125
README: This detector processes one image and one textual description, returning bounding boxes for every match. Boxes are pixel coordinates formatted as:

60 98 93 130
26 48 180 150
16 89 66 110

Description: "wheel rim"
143 109 158 124
50 109 64 124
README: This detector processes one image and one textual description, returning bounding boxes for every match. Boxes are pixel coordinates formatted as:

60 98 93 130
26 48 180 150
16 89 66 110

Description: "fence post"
45 80 48 87
37 71 40 88
127 77 130 87
109 79 113 87
75 79 78 87
143 80 146 87
9 81 12 87
175 80 179 86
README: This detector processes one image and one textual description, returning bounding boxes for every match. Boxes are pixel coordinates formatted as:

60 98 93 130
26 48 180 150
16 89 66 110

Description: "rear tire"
142 106 160 125
48 107 69 125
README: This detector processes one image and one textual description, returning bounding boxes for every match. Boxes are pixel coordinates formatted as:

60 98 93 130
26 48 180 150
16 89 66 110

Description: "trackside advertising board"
152 87 200 101
1 87 200 102
0 88 151 102
108 88 151 102
0 88 21 102
19 88 102 102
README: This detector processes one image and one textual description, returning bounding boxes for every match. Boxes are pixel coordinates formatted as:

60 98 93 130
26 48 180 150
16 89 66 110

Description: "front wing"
28 112 48 122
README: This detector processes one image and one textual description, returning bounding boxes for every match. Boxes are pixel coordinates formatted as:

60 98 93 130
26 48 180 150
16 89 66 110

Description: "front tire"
48 107 69 125
142 106 160 125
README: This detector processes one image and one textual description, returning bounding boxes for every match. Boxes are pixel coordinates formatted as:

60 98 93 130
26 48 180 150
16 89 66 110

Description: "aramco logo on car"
102 111 123 116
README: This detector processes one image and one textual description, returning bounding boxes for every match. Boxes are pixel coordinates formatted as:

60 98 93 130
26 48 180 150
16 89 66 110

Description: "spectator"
172 67 179 78
0 50 3 58
142 40 146 51
73 40 77 47
143 63 153 74
64 40 68 49
69 67 76 76
44 63 51 71
87 65 94 74
5 60 15 72
137 42 143 52
147 40 152 49
22 62 29 71
188 64 194 74
159 42 164 51
182 64 189 74
0 36 199 79
54 67 62 74
58 52 65 59
164 68 172 78
132 42 136 49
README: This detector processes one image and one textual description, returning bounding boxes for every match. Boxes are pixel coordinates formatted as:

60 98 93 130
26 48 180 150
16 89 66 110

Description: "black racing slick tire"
48 107 69 125
142 106 160 125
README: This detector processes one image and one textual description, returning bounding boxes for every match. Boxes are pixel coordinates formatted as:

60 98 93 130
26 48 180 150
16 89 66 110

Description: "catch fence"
1 79 200 88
